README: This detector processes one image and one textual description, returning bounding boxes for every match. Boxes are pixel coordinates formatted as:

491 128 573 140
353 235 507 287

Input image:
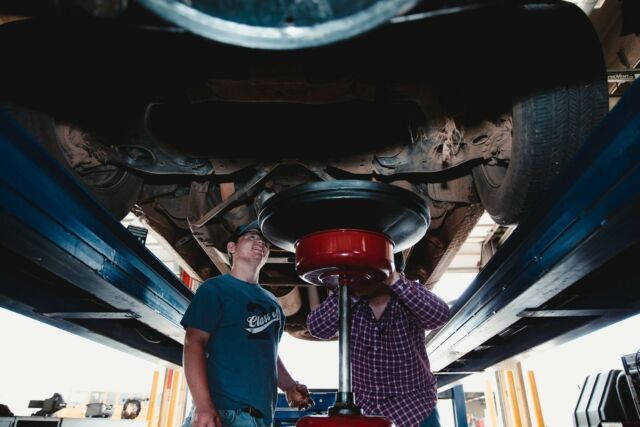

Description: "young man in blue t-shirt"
182 221 312 427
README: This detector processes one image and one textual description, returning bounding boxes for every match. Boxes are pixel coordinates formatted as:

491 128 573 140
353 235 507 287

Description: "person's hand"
193 405 222 427
285 383 315 410
385 271 402 286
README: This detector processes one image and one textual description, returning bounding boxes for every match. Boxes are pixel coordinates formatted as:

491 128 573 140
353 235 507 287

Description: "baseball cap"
228 220 262 243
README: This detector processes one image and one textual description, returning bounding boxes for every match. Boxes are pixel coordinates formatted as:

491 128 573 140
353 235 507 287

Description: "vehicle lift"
1 74 639 425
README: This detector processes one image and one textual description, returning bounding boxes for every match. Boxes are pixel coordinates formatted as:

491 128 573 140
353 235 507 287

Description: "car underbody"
0 0 609 338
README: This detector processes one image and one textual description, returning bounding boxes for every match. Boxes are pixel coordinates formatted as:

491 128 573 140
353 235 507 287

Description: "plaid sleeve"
306 291 340 340
390 276 450 330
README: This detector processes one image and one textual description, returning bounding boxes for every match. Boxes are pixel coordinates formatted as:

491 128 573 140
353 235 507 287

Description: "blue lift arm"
0 110 193 366
429 81 640 386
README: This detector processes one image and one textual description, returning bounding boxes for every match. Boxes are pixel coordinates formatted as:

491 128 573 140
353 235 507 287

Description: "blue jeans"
183 408 271 427
418 407 441 427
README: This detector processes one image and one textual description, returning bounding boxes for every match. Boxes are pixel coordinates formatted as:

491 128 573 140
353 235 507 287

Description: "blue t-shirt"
181 274 285 421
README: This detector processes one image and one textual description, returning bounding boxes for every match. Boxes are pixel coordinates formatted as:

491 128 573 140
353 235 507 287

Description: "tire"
472 81 608 225
5 105 143 220
283 286 337 341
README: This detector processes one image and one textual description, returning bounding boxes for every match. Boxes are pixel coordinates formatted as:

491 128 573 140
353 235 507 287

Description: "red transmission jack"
294 228 396 427
257 181 428 427
295 229 394 287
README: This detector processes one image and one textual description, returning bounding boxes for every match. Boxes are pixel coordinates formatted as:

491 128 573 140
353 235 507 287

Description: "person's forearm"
184 341 215 410
390 276 450 329
277 356 297 391
306 292 340 339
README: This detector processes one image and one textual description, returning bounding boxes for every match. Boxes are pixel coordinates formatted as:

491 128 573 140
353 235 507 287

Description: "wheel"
4 105 143 220
286 323 338 341
472 81 608 225
281 286 338 341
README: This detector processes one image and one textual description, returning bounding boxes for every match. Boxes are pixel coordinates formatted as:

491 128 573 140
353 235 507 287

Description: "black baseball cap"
228 220 262 243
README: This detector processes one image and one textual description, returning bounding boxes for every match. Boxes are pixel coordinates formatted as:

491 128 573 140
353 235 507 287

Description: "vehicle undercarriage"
0 0 608 339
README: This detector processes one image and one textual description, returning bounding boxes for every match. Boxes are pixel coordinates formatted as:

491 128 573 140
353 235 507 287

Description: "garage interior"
0 0 639 427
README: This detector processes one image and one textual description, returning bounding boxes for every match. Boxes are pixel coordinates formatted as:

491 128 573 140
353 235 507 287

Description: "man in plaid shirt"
307 270 450 427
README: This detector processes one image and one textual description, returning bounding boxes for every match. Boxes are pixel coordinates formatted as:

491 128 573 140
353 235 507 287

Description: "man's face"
230 230 271 264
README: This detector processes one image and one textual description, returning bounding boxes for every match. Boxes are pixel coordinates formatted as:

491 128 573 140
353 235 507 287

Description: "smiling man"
181 221 312 427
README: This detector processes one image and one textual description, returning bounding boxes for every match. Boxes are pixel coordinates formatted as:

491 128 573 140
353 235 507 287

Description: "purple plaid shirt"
307 276 450 427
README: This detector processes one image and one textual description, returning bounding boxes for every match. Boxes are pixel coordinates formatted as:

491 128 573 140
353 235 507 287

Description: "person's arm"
184 327 221 427
387 272 450 330
277 356 314 409
306 291 340 339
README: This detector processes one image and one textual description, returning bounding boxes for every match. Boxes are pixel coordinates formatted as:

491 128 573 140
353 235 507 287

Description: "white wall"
0 308 161 416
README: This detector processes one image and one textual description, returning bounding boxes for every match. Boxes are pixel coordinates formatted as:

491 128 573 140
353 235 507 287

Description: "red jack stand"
258 180 431 426
295 229 396 427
